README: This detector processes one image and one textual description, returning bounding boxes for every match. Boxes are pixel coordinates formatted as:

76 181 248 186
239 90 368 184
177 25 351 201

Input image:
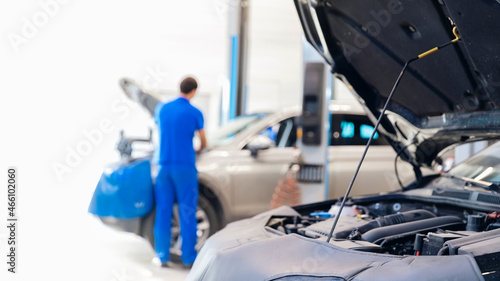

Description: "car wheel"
169 194 220 261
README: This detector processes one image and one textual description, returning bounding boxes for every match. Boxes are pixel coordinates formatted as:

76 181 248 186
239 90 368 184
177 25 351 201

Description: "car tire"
169 194 221 263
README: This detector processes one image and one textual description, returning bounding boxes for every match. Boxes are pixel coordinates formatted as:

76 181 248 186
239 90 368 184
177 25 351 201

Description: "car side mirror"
247 135 273 157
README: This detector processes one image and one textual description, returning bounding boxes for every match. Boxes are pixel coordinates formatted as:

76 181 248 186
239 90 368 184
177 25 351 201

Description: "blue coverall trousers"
153 165 199 264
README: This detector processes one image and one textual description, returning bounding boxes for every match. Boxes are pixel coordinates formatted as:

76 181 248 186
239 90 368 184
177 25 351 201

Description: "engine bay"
266 200 500 280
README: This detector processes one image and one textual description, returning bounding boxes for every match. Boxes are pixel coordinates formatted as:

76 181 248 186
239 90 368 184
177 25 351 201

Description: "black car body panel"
296 0 500 167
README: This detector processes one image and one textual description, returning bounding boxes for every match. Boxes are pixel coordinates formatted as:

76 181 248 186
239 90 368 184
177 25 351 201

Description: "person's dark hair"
180 77 198 94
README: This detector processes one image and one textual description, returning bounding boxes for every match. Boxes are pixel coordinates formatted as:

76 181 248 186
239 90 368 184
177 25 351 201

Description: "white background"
0 0 304 280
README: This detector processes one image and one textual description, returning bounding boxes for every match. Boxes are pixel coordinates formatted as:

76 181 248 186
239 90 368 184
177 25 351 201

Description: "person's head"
180 76 198 100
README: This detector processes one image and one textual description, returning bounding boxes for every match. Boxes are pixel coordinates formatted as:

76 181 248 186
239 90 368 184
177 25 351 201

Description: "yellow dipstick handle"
418 47 439 59
451 26 460 43
417 26 460 59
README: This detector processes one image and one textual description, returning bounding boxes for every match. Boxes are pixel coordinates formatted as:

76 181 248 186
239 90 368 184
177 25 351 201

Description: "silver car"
198 100 399 227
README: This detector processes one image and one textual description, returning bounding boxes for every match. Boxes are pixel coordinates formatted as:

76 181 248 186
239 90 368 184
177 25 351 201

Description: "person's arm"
196 129 207 154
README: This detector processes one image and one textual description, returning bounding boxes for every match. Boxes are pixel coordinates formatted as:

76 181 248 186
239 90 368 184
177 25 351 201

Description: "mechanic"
152 76 207 268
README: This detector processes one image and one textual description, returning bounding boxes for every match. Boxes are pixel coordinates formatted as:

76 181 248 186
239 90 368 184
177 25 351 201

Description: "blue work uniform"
153 96 204 265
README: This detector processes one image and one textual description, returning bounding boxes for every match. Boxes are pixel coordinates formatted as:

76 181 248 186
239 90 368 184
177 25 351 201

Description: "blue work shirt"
153 97 204 167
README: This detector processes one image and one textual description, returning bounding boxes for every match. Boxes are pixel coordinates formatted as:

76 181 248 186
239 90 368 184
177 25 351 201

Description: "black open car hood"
295 0 500 167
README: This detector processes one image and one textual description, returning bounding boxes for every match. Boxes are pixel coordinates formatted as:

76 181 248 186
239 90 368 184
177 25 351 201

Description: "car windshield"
207 113 268 147
448 141 500 184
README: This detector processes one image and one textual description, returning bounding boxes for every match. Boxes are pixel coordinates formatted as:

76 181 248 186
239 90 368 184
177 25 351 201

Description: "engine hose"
334 209 436 239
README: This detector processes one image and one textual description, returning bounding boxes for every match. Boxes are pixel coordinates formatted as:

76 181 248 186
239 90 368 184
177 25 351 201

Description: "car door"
228 117 298 218
328 114 400 199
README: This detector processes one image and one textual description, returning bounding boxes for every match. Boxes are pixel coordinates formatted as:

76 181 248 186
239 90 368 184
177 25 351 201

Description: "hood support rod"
326 27 461 243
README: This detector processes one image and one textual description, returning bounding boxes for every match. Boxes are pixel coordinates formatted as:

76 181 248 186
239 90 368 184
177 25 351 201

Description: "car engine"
266 200 500 280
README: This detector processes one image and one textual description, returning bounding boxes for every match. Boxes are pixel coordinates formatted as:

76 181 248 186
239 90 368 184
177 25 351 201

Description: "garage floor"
72 215 191 281
6 211 190 281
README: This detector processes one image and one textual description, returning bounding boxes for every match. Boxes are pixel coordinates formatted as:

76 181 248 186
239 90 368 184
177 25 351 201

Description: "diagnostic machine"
297 62 332 203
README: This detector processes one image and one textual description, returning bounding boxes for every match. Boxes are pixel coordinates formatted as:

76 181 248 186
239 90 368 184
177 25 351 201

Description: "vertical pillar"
236 0 249 117
227 0 249 120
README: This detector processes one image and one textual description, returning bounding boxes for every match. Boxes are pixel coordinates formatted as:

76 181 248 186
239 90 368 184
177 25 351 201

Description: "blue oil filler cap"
310 212 333 218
